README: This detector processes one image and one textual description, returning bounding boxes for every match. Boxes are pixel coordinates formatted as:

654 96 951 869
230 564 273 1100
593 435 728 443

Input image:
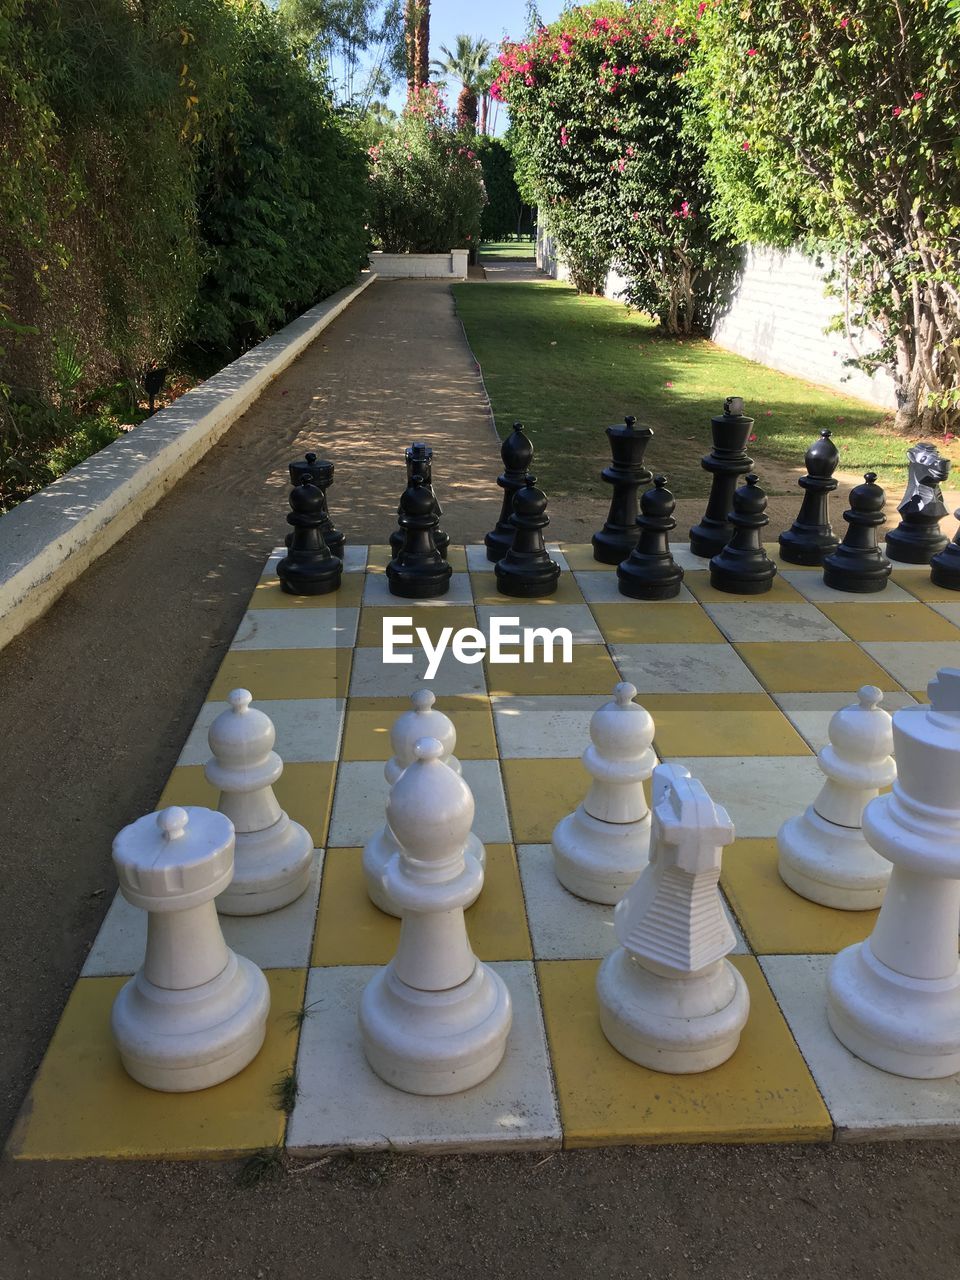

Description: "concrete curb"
0 272 376 651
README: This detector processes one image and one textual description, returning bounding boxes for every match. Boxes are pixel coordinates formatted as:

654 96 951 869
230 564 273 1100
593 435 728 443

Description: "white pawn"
359 737 512 1095
552 681 656 904
363 690 485 916
828 669 960 1078
778 686 896 909
596 764 749 1073
111 806 271 1091
205 689 313 915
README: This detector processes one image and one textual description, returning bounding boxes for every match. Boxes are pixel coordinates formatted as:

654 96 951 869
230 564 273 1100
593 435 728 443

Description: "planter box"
369 249 469 280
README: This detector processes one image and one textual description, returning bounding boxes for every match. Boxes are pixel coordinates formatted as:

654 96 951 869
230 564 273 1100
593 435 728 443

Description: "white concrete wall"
369 250 468 279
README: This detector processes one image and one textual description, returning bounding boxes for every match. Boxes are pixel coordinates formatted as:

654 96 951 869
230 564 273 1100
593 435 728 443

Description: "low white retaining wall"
0 271 376 651
370 250 469 279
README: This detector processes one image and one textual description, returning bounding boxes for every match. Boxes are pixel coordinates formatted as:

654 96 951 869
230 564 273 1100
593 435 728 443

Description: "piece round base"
552 807 651 904
596 949 750 1073
777 534 838 566
827 941 960 1078
617 563 684 600
217 819 314 916
930 556 960 592
592 531 639 565
822 559 891 593
776 810 891 911
884 531 948 565
363 827 485 917
277 559 343 596
494 564 561 598
386 564 452 599
359 961 512 1095
688 526 730 561
708 564 776 595
111 952 271 1092
484 530 511 562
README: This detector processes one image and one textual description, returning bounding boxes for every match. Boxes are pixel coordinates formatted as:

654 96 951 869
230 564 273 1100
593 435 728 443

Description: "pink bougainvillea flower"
839 17 849 27
696 0 707 13
944 433 956 442
560 126 569 146
664 381 674 388
912 91 925 100
746 47 757 56
741 140 751 150
892 105 903 116
631 211 640 220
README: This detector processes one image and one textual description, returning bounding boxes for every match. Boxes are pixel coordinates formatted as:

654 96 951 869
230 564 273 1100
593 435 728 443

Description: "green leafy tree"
432 33 493 132
477 138 533 239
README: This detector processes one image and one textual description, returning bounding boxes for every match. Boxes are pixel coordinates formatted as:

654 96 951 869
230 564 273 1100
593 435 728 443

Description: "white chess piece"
205 689 313 915
596 763 750 1073
551 682 656 904
363 690 485 916
778 686 896 909
110 806 271 1091
359 737 512 1095
828 668 960 1078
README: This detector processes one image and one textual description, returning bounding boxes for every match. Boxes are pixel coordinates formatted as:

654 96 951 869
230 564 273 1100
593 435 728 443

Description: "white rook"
596 764 750 1073
778 686 895 909
828 668 960 1077
359 737 512 1094
552 682 656 904
363 690 484 916
111 805 271 1091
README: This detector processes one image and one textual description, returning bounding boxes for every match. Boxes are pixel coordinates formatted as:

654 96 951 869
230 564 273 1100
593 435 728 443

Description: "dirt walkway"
1 278 959 1280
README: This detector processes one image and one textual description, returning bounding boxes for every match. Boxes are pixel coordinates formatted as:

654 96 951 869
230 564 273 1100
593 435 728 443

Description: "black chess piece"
389 442 449 557
592 415 654 564
778 429 840 565
930 510 960 591
617 476 684 600
822 473 892 593
485 422 535 562
885 442 952 564
709 473 778 595
285 453 344 558
386 475 452 599
495 473 561 598
276 482 343 596
689 397 755 558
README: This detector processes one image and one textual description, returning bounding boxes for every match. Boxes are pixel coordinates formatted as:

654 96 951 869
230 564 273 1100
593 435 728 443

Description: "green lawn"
452 280 954 499
479 240 536 260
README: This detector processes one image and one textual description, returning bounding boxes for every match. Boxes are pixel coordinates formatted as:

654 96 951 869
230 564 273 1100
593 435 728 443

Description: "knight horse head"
901 442 952 514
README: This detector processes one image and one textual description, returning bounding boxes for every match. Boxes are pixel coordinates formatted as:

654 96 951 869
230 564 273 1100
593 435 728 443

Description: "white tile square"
669 756 824 837
81 852 323 976
782 571 915 605
492 695 606 758
286 961 561 1152
347 644 487 697
772 691 917 752
929 602 960 628
476 605 602 646
180 699 345 764
232 608 358 650
702 603 847 644
362 572 474 606
328 759 510 845
761 954 960 1139
611 643 764 693
573 571 695 605
671 546 712 573
859 641 960 690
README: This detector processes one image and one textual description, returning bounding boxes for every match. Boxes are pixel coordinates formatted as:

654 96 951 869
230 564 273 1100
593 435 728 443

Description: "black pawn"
389 442 449 557
778 429 840 565
618 476 684 600
709 474 777 595
885 442 952 564
485 422 535 562
277 482 343 596
386 475 452 599
285 453 344 558
930 509 960 591
495 473 561 598
689 397 755 558
592 415 654 564
822 473 891 593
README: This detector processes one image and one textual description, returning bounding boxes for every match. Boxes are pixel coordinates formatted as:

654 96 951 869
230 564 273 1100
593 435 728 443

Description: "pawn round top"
589 682 655 759
386 735 475 862
112 804 235 909
850 472 885 513
208 688 275 765
514 474 547 519
806 429 840 479
401 474 435 518
502 422 534 473
289 481 324 515
735 473 767 514
827 685 893 763
641 475 675 519
388 689 457 772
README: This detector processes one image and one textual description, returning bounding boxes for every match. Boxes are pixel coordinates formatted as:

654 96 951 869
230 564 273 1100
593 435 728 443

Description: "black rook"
389 442 449 558
286 453 344 558
387 475 452 599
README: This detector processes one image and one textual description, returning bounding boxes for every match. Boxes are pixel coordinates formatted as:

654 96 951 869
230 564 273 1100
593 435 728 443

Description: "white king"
596 763 750 1073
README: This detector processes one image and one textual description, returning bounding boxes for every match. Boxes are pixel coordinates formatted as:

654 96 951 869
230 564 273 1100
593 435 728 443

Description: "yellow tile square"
560 544 617 572
356 605 478 648
252 574 363 609
501 758 588 842
892 571 960 603
367 545 468 572
471 572 586 606
721 838 878 955
734 642 902 693
590 602 725 645
817 602 960 643
311 845 531 965
484 645 621 697
537 957 831 1146
340 695 496 760
9 969 305 1159
159 762 335 847
208 649 351 701
684 571 806 605
643 694 812 758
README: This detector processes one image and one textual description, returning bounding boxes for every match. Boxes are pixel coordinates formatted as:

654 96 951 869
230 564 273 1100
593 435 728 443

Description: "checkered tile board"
11 543 960 1160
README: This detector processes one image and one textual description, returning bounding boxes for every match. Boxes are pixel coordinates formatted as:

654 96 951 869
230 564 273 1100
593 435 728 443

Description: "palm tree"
405 0 430 97
431 34 493 132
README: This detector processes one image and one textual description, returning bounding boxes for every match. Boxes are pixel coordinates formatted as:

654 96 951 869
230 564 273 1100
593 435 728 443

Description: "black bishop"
778 430 840 565
485 423 535 562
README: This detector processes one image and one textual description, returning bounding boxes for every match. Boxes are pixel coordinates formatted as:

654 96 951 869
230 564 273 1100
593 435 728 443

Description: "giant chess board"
11 543 960 1159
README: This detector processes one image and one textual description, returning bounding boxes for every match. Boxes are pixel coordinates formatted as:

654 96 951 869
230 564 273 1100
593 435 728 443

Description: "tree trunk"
457 85 478 132
405 1 430 96
479 93 488 135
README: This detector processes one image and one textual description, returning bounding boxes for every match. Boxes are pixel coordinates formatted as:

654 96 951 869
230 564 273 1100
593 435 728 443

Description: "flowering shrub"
367 84 487 253
493 1 735 331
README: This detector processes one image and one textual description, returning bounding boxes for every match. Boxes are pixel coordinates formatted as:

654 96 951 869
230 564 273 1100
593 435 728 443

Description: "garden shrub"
477 137 534 241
